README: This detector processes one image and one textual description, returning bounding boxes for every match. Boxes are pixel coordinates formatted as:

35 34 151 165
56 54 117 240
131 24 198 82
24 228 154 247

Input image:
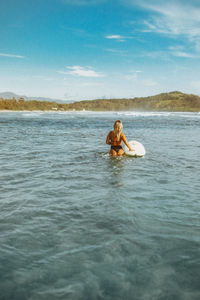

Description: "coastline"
1 92 200 112
0 110 199 114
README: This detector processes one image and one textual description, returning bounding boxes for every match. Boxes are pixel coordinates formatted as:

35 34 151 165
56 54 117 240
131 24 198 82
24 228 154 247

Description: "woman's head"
113 120 123 141
114 120 123 132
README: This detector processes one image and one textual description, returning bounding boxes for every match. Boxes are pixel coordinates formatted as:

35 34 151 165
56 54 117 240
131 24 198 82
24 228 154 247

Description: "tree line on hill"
0 91 200 112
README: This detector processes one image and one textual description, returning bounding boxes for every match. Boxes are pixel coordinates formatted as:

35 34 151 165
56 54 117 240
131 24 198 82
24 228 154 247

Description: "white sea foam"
1 110 199 119
21 112 45 117
116 111 200 118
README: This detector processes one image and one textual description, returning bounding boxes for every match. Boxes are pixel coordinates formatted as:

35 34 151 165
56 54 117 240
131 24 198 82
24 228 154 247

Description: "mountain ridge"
0 91 200 112
0 91 72 103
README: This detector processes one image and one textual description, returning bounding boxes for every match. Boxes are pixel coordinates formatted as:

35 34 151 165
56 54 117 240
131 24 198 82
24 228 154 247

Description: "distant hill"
0 91 72 103
66 91 200 112
0 92 22 99
0 91 200 112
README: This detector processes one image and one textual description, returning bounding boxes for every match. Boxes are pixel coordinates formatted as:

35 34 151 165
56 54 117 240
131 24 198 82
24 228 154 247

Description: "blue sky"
1 0 200 101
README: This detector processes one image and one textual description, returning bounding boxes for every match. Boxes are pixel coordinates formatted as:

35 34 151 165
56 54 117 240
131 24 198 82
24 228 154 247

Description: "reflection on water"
106 156 125 187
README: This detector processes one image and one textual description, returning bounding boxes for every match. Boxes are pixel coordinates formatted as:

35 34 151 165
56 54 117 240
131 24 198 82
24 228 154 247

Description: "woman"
106 120 133 156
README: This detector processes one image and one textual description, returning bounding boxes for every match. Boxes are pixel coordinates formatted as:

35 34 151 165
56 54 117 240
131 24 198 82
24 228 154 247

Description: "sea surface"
0 111 200 300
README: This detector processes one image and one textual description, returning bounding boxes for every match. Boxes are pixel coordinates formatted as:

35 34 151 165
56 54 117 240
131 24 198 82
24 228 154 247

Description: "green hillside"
0 91 200 112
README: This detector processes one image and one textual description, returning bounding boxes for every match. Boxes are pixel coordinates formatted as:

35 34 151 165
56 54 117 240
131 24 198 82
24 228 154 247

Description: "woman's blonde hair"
113 120 123 141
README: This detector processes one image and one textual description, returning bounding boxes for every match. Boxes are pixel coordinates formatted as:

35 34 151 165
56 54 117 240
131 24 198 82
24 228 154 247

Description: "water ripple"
0 112 200 299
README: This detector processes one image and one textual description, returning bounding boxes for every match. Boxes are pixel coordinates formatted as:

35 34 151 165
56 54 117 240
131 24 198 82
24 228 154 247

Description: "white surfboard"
124 140 146 157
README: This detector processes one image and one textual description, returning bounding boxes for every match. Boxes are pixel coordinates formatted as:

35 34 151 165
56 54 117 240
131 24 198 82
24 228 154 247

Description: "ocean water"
0 111 200 300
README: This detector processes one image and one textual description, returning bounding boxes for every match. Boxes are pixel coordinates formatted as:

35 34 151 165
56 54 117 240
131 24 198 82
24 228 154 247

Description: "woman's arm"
121 133 133 151
106 131 111 144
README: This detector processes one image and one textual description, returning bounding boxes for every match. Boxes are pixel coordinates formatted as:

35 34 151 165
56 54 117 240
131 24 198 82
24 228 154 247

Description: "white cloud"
0 53 24 58
168 46 197 58
171 51 195 58
105 35 126 42
106 35 123 39
105 34 134 42
129 0 200 48
57 66 104 77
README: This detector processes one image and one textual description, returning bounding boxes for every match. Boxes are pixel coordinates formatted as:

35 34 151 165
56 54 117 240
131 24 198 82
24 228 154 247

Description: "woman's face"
114 122 123 132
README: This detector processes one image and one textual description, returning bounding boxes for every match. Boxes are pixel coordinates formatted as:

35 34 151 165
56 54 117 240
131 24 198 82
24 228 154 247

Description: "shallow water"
0 111 200 300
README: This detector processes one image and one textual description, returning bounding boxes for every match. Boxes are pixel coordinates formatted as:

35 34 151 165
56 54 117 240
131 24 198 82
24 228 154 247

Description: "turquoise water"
0 111 200 300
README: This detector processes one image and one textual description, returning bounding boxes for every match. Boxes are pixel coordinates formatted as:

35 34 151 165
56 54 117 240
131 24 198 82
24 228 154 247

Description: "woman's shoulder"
120 132 126 139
